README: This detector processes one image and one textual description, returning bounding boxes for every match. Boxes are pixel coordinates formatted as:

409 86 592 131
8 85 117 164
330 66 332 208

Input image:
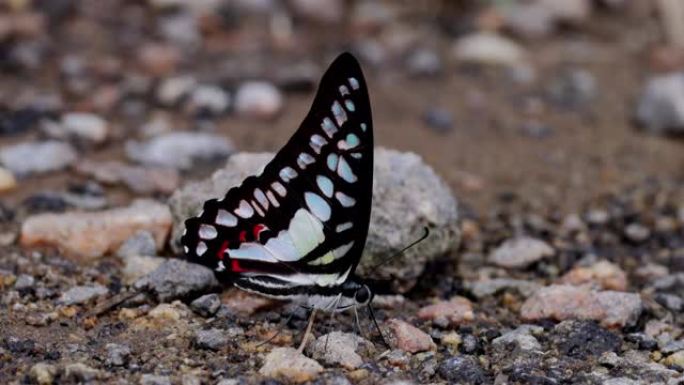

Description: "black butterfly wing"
181 53 373 293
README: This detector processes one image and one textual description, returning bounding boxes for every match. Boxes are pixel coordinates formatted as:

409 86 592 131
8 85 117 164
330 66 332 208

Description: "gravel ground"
1 1 684 384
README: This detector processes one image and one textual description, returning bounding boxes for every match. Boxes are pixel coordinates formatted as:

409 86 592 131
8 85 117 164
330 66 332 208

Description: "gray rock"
306 331 371 369
117 231 158 258
423 108 453 133
437 355 487 384
29 362 57 385
602 377 642 385
134 259 220 302
105 343 131 367
234 81 283 119
156 75 197 106
14 274 36 291
406 48 442 77
125 132 234 169
553 320 621 359
0 141 77 176
47 112 108 143
259 347 323 382
655 293 683 312
492 325 543 352
122 255 165 285
140 374 172 385
188 85 230 115
452 32 526 67
488 237 554 269
190 293 221 317
548 68 597 108
58 284 108 305
624 223 650 243
465 278 542 299
169 148 459 291
661 340 684 354
194 328 228 351
63 363 101 382
635 72 684 135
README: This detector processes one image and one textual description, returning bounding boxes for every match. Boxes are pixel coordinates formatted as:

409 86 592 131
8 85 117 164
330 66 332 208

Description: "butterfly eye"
354 285 371 304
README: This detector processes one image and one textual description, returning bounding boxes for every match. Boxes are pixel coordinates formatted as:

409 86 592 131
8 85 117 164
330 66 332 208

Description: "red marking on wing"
216 240 229 260
253 224 267 240
231 260 247 273
239 230 247 242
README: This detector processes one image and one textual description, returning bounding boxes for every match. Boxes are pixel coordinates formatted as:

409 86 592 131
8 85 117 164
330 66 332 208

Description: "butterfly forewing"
181 53 373 296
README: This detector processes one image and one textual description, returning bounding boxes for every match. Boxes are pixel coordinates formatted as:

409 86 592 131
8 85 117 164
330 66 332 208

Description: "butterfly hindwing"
181 53 373 295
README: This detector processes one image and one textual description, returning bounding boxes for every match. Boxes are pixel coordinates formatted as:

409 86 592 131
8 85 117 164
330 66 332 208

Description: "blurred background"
1 0 683 215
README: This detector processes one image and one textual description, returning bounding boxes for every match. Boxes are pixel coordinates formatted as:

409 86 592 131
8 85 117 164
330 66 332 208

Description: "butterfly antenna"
370 227 430 270
367 304 390 349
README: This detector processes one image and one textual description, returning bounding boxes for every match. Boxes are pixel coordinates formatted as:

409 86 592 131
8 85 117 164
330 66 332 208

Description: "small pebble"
259 347 323 383
188 85 230 115
488 237 554 269
0 167 17 192
58 284 108 305
0 140 77 176
437 355 487 384
29 363 57 385
125 132 234 170
140 374 172 385
417 296 474 327
105 343 131 367
195 328 228 351
234 81 283 120
190 293 221 317
624 223 650 243
384 319 436 353
423 108 453 133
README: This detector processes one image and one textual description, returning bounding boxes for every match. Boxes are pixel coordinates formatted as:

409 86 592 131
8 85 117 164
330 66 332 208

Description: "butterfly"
181 53 376 326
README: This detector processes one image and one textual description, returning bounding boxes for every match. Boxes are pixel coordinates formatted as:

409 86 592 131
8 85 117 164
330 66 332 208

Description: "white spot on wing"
321 117 337 138
305 192 331 222
336 222 353 232
332 101 347 127
266 190 280 208
271 182 287 197
297 152 315 169
279 167 298 182
344 100 355 112
289 209 325 256
310 134 327 154
327 153 339 172
337 156 357 183
333 241 354 259
335 191 356 207
216 209 237 227
196 241 208 256
235 200 254 218
339 85 350 96
199 224 218 239
251 200 265 216
316 175 334 197
183 245 189 254
216 260 226 272
349 77 360 90
254 188 268 210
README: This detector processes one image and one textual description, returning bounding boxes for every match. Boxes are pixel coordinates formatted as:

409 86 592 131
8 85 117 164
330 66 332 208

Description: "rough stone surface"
29 363 57 385
58 284 108 305
492 325 543 352
520 284 642 328
194 328 228 351
417 296 474 326
307 332 370 369
437 355 488 384
125 132 234 170
552 321 621 359
21 199 172 261
384 319 436 353
259 347 324 383
635 72 684 135
234 81 283 119
488 236 554 268
465 278 542 299
134 258 220 302
105 343 131 367
169 148 459 290
122 255 165 284
75 160 180 194
452 32 526 66
117 231 158 258
559 260 628 291
190 293 221 317
0 140 77 176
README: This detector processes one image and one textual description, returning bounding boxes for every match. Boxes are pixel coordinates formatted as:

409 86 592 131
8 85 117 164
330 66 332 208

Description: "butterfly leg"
352 306 365 339
297 308 317 354
367 304 391 350
324 294 343 352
